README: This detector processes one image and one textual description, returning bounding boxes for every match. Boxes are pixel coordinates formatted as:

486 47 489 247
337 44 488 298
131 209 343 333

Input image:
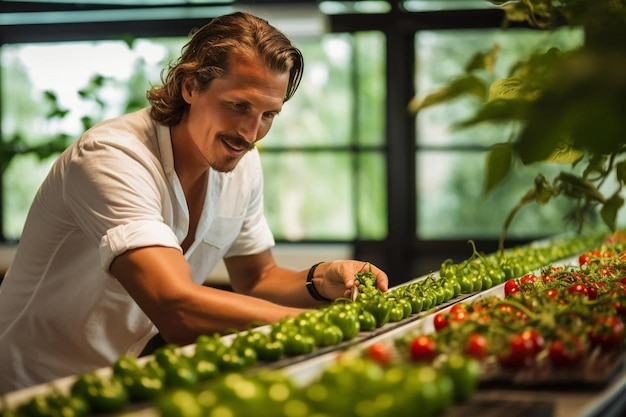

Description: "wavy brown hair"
147 12 304 126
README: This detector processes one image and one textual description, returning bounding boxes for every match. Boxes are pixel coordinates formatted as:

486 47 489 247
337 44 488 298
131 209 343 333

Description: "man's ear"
182 77 196 104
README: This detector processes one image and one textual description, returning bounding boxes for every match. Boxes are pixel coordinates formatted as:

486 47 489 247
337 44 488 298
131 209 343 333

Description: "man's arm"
225 249 389 307
110 246 304 346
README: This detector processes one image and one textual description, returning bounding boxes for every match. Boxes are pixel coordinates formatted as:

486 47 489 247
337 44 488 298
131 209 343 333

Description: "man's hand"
313 260 388 301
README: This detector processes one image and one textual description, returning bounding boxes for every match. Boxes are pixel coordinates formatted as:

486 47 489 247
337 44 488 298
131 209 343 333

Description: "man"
0 12 388 394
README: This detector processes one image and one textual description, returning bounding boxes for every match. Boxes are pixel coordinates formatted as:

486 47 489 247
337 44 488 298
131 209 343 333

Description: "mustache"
219 134 255 152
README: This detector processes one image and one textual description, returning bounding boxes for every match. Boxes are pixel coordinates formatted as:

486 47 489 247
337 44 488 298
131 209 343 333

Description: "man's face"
181 53 289 173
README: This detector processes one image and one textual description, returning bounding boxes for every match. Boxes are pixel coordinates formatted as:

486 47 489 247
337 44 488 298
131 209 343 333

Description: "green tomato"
314 322 344 347
432 287 445 305
447 278 462 297
358 310 377 332
165 361 199 389
238 346 258 367
420 291 434 311
194 335 227 362
218 349 247 372
388 305 404 322
490 268 505 285
403 365 444 417
18 396 52 417
157 389 203 417
119 361 165 401
283 333 316 356
441 282 455 301
78 374 129 414
193 358 219 382
442 353 481 402
471 274 483 292
362 297 392 328
457 275 473 294
407 292 424 314
398 298 413 318
328 310 361 340
256 337 285 362
481 273 493 290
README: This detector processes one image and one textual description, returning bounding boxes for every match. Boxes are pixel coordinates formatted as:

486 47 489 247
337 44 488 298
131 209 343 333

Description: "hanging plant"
409 0 626 251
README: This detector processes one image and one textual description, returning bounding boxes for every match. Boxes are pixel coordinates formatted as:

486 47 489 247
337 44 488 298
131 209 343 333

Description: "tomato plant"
548 332 585 368
496 331 539 369
588 315 625 351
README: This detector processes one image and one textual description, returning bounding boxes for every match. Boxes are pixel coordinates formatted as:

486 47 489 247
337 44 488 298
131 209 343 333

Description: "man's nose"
237 115 262 143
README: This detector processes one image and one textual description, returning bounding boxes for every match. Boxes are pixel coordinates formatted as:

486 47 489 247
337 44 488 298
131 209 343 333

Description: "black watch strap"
305 262 332 302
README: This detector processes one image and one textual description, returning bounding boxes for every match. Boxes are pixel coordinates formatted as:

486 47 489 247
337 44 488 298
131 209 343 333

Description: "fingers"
347 260 389 292
371 266 389 292
376 272 389 292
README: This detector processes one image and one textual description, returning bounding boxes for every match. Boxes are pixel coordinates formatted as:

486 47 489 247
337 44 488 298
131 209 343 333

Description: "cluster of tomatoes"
399 238 626 383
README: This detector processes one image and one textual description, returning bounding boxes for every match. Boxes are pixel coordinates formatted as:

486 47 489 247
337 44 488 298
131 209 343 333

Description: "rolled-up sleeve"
63 132 180 272
99 221 181 270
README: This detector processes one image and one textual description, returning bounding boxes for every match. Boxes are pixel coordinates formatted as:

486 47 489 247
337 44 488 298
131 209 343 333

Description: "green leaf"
541 141 584 164
456 98 527 128
514 95 570 164
483 143 512 196
465 44 501 74
488 76 523 100
600 191 625 231
43 90 58 103
408 75 487 114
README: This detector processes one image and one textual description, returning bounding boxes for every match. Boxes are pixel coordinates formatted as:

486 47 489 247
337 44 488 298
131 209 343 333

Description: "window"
262 31 387 240
1 38 183 240
2 2 609 282
415 27 586 239
0 30 386 242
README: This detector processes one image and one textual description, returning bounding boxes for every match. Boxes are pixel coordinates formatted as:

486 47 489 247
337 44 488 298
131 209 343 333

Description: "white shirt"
0 108 274 394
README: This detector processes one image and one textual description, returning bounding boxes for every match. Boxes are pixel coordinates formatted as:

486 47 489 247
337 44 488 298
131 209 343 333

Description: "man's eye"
263 112 278 120
232 103 248 112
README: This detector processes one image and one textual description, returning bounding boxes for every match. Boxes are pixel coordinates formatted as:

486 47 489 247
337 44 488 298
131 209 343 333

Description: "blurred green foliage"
410 0 626 249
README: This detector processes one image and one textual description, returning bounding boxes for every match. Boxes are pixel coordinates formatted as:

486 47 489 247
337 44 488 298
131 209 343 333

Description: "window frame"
1 1 543 286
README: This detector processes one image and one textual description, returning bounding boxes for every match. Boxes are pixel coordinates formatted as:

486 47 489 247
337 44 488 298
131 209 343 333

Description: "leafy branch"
409 0 626 251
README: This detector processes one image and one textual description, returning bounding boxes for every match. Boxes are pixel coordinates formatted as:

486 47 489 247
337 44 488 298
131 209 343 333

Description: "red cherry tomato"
409 335 437 363
464 333 488 360
504 279 520 297
367 342 392 366
433 312 449 332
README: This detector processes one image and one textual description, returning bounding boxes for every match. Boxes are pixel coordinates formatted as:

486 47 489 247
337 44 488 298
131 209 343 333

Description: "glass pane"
318 1 391 15
261 151 355 240
355 32 386 147
1 38 183 240
266 34 350 148
415 27 584 147
403 0 495 11
267 31 385 149
416 151 595 239
357 151 387 239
